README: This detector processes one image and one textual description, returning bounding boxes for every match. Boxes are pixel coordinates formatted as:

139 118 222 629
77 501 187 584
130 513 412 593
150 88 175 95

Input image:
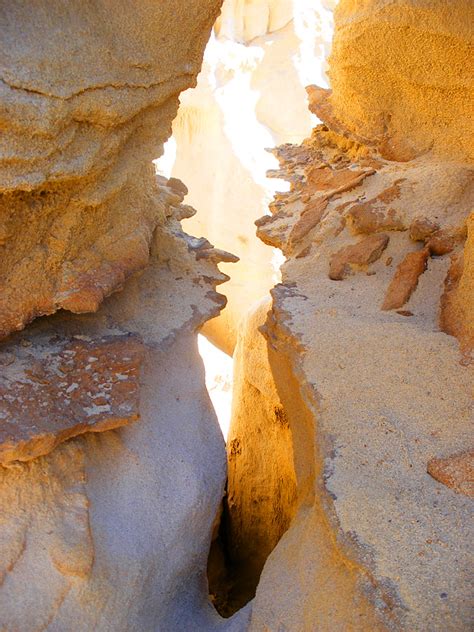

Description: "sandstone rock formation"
0 176 251 631
225 298 297 610
327 0 474 163
0 332 144 465
0 0 222 339
160 0 335 354
0 2 252 630
2 0 473 629
235 1 473 629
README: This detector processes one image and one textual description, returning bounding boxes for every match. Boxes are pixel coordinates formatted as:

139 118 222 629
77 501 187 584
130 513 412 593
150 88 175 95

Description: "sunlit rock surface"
327 0 474 163
160 0 335 354
226 298 297 609
244 1 473 629
0 2 253 629
0 0 222 339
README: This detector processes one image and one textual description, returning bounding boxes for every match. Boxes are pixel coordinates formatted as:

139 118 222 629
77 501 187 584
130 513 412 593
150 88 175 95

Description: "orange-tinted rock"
440 213 474 355
329 1 474 162
382 248 430 310
307 165 374 196
306 85 364 144
329 233 389 280
409 217 441 242
0 334 144 464
306 86 336 126
347 183 406 234
410 218 464 256
427 450 474 497
288 197 329 245
427 229 464 256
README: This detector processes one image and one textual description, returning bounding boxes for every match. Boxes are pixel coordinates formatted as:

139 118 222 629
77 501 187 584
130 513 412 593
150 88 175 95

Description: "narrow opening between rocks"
199 326 298 618
198 334 233 441
156 2 335 619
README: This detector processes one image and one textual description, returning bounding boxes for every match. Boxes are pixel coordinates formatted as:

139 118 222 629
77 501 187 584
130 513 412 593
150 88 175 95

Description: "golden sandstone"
0 1 472 630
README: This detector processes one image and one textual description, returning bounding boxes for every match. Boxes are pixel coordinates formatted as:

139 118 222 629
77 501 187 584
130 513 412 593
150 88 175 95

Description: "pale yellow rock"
328 0 474 162
163 0 335 354
226 298 297 605
215 0 293 43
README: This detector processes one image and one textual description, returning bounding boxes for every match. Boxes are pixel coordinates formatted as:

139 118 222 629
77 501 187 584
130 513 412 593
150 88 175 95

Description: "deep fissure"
1 1 472 629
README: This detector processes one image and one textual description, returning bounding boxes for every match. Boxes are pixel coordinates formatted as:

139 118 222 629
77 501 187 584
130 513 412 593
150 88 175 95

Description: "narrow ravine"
2 1 471 631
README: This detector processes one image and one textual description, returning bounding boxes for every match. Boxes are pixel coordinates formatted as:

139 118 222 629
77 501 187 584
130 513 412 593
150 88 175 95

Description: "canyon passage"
0 1 472 631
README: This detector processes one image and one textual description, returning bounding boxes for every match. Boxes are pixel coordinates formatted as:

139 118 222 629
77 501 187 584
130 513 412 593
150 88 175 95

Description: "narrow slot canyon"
0 2 472 631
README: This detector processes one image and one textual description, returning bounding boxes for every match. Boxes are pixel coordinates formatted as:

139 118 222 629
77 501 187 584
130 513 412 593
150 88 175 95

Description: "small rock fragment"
427 229 463 256
428 450 474 497
382 248 430 310
347 183 406 234
307 166 374 197
410 217 440 241
329 234 389 280
289 198 329 245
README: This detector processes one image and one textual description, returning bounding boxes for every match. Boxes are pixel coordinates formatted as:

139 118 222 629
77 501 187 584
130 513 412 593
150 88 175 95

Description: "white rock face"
159 0 335 354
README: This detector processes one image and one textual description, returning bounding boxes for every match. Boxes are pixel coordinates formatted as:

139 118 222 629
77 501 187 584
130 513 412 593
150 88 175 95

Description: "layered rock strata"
0 181 249 631
0 0 222 339
243 1 473 629
0 2 253 629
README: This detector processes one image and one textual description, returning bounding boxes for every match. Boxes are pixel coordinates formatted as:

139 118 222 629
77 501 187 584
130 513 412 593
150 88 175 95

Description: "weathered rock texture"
0 3 252 630
0 181 250 631
326 0 474 163
225 298 297 609
0 1 222 339
0 333 144 465
160 0 335 354
243 0 473 629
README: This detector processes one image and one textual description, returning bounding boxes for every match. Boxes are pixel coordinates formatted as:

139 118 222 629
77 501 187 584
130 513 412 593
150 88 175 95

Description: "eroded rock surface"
160 0 335 354
326 0 474 162
0 3 253 629
0 0 222 339
246 1 473 629
0 334 143 465
224 298 297 611
0 188 251 630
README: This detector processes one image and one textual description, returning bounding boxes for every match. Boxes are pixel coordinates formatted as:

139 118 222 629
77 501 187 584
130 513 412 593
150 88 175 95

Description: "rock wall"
236 0 473 629
0 1 222 339
225 298 297 609
0 2 250 630
160 0 335 354
327 0 474 162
